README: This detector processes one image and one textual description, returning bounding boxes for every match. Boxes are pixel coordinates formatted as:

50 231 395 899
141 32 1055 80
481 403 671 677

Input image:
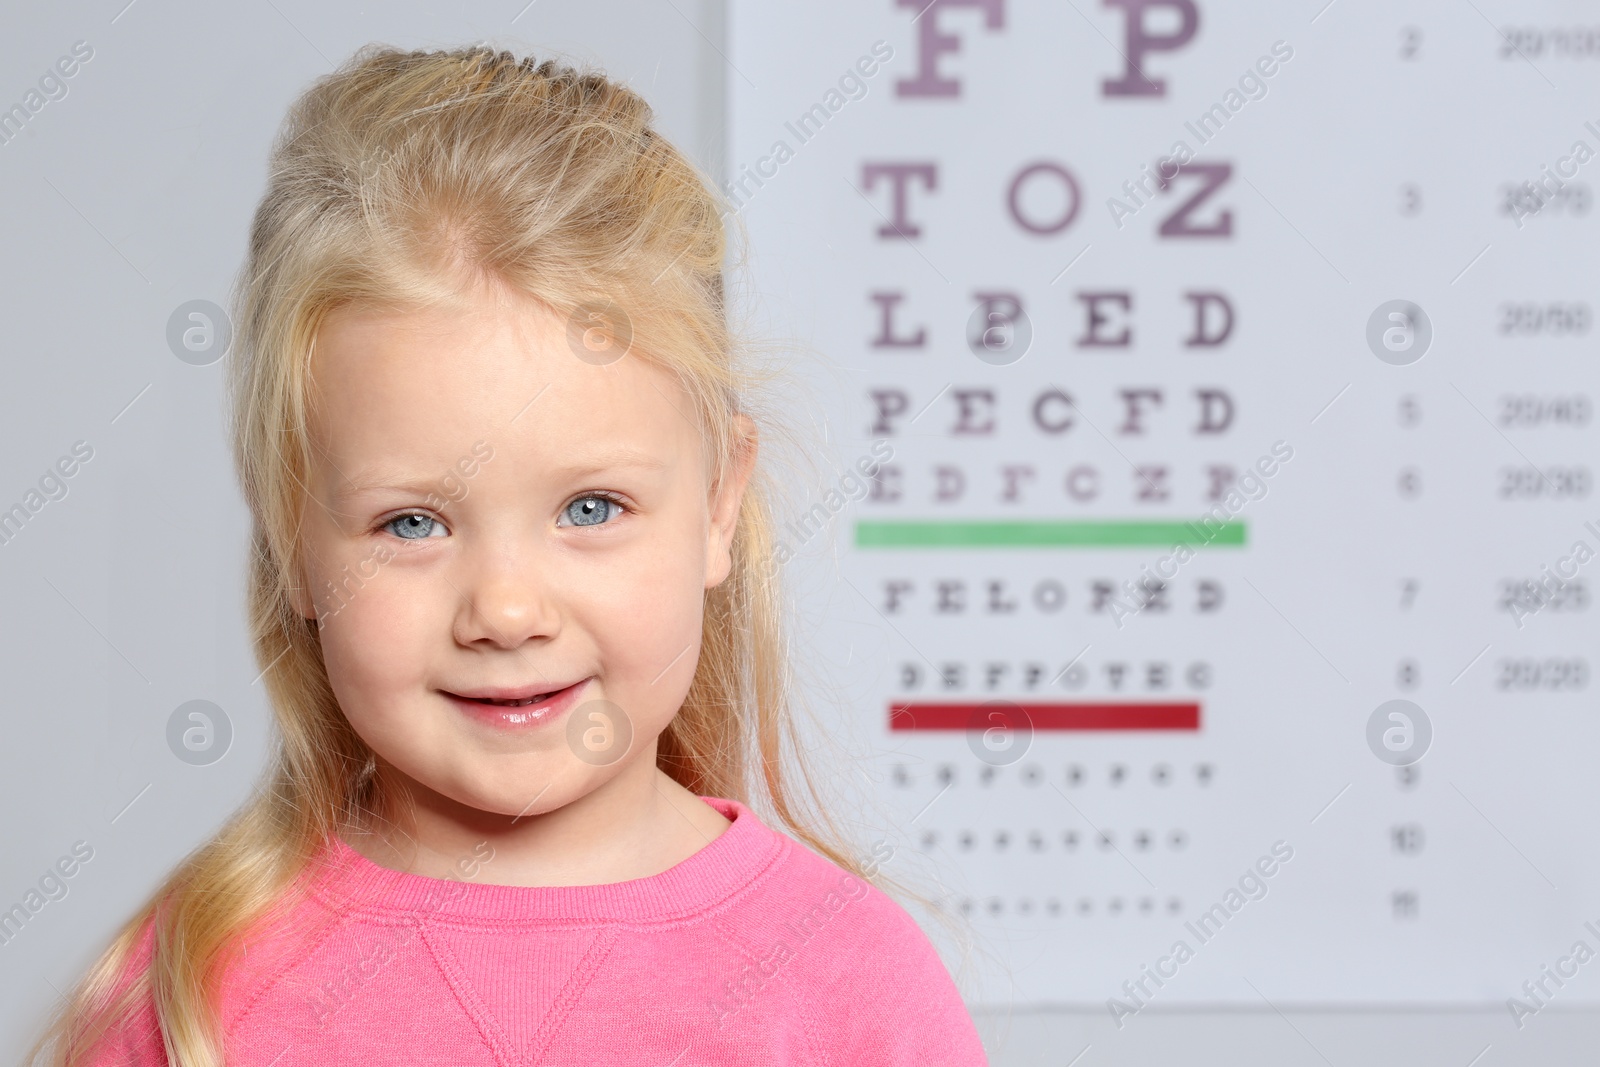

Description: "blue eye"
384 513 446 540
375 494 626 539
562 493 625 528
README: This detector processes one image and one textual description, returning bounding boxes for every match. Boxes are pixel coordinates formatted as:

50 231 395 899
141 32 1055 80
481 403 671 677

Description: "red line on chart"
889 702 1201 731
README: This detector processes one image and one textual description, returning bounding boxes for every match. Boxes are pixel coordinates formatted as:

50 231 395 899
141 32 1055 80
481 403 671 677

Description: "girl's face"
290 277 754 823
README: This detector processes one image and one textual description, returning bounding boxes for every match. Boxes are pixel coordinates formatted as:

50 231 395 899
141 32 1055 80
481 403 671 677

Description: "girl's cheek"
318 554 434 662
322 607 418 709
346 571 429 638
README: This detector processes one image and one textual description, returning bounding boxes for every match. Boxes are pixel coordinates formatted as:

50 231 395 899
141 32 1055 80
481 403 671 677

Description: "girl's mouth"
444 679 590 731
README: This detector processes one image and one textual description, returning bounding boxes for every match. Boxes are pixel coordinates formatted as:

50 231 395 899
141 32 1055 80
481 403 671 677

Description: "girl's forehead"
316 285 562 361
312 292 653 401
305 296 708 473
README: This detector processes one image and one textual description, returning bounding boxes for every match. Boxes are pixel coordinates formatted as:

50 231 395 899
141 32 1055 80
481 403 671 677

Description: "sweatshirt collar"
306 795 781 925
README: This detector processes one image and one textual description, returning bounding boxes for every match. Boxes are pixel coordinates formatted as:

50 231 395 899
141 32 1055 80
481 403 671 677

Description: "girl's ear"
705 414 759 590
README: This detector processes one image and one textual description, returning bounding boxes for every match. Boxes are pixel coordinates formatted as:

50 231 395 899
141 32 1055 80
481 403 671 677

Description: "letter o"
1033 579 1067 612
1007 161 1081 235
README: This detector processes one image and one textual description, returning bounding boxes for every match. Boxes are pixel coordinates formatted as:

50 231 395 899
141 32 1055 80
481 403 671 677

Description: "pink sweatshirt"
87 795 989 1065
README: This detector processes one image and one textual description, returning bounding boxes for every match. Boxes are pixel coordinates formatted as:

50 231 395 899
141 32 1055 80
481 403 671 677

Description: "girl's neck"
339 760 732 888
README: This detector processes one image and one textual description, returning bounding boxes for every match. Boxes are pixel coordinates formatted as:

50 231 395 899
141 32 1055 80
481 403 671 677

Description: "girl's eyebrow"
332 475 443 500
334 449 668 498
544 448 669 479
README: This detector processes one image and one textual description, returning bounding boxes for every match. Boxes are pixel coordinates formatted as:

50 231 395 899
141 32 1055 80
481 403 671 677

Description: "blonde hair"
26 41 986 1067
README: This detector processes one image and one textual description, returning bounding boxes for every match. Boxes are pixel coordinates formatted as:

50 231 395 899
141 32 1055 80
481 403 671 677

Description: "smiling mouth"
444 679 589 731
447 680 582 707
470 694 553 708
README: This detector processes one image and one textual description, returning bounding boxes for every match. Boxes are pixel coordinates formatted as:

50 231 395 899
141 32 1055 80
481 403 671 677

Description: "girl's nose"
449 552 562 650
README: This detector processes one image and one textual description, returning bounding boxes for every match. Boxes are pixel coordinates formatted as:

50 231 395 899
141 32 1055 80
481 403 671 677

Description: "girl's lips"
445 678 590 731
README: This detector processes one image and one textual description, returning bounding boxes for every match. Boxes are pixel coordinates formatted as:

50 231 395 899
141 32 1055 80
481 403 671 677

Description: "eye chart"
729 1 1600 1006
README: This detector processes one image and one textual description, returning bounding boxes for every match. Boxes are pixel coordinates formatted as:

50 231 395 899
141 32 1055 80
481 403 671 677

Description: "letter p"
1101 0 1200 97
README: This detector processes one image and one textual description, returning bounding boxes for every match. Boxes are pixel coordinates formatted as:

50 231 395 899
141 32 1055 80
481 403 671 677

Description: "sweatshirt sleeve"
820 890 990 1066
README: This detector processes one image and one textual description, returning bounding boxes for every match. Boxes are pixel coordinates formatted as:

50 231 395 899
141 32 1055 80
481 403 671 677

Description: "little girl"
27 43 988 1066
